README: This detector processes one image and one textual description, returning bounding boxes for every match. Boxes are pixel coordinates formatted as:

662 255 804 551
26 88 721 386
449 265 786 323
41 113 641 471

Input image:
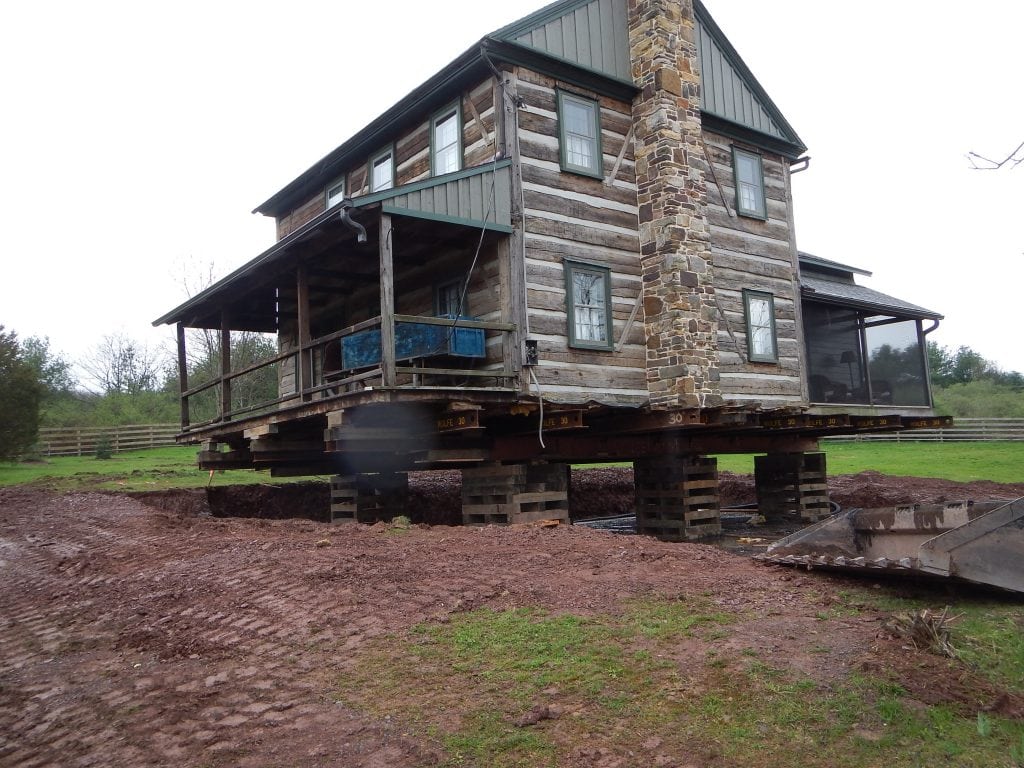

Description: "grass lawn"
1 441 1021 492
338 591 1024 767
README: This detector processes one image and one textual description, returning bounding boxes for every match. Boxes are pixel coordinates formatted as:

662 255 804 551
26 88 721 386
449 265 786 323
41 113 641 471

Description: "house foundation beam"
754 452 830 521
634 455 721 541
461 462 569 526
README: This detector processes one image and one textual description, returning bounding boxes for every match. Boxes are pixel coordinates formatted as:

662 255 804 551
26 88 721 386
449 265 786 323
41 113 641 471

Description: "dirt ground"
2 471 1023 767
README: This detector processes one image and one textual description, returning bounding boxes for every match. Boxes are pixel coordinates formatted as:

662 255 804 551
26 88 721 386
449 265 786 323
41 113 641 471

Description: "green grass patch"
338 597 1024 767
0 445 319 492
712 441 1024 483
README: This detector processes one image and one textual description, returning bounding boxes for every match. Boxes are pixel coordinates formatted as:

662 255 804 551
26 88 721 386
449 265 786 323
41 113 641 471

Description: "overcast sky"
2 0 1021 384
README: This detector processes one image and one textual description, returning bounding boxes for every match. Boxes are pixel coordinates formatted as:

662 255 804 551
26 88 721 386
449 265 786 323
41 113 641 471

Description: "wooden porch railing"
179 315 517 434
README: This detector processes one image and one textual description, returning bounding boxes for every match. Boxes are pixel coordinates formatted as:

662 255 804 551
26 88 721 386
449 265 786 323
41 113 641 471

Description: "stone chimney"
629 0 721 409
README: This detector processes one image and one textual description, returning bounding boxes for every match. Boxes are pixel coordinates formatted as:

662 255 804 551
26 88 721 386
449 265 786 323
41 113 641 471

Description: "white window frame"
565 260 613 350
732 147 767 219
325 176 347 209
369 147 394 192
557 90 603 178
431 103 461 176
743 289 778 363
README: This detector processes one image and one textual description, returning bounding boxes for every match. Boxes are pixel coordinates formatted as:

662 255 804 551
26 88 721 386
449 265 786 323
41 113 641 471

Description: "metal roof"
801 274 943 321
798 252 872 278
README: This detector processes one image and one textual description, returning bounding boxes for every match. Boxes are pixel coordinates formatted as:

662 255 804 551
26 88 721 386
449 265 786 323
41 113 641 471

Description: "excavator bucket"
758 497 1024 593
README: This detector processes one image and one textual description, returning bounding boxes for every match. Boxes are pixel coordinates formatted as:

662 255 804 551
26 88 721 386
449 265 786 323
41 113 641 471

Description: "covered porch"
154 161 523 439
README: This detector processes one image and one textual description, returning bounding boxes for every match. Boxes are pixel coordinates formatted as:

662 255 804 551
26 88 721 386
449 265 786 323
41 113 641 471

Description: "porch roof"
801 274 943 321
153 162 512 330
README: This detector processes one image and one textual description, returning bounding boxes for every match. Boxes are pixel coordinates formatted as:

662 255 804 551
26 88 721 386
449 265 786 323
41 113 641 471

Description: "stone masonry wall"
628 0 722 409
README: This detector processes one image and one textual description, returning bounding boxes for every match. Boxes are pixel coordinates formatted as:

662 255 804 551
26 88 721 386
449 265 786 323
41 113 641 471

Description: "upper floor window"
733 147 766 218
565 260 613 350
370 147 394 192
325 176 346 209
743 289 778 362
432 104 461 176
558 91 603 178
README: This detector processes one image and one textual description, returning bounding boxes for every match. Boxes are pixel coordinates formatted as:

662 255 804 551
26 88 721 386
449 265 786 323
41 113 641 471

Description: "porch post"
297 263 311 400
379 212 396 387
176 322 189 429
220 314 231 421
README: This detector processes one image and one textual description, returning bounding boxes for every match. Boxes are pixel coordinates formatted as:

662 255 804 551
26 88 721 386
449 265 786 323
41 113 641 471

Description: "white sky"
1 0 1021 382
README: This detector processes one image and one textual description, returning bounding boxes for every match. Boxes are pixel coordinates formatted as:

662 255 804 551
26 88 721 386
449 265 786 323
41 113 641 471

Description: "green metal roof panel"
494 0 630 82
694 1 805 154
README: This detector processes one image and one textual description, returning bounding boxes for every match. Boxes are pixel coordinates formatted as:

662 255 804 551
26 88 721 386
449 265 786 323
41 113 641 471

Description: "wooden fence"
37 424 180 457
825 418 1024 443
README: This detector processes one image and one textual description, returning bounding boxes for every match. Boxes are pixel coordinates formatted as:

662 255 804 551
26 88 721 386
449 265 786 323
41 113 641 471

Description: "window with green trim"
325 176 346 209
557 91 602 178
732 147 766 219
370 147 394 192
431 104 461 176
565 261 612 350
743 289 778 362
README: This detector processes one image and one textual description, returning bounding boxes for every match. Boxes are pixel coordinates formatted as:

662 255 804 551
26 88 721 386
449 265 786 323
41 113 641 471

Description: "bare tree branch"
967 140 1024 170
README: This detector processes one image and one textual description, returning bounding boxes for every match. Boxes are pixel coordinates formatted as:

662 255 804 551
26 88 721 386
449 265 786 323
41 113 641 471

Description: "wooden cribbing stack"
461 463 569 526
330 472 409 523
634 456 721 541
754 452 830 522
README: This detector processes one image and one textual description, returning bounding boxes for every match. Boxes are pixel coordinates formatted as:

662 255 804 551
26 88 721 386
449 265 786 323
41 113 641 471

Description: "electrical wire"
529 366 546 449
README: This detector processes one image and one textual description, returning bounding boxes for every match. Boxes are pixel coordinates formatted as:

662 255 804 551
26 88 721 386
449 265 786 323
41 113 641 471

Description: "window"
732 147 766 219
436 280 463 318
565 261 613 350
325 176 346 209
431 104 461 176
557 91 602 178
743 289 778 362
369 147 394 192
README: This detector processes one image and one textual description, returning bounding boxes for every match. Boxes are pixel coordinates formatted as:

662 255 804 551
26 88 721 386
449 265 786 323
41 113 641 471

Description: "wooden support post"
176 322 189 428
379 212 395 387
297 264 311 401
220 316 231 421
501 69 528 387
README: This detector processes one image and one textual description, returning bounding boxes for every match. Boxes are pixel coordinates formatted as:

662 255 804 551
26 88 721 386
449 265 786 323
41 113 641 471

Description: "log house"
154 0 945 535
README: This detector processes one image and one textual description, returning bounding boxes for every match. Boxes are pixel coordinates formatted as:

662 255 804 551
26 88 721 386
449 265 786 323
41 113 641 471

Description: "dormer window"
431 104 461 176
326 176 346 209
733 147 766 219
370 147 394 192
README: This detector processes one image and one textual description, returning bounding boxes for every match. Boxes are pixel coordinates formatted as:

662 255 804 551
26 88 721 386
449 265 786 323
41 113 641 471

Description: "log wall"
700 129 805 406
514 67 647 406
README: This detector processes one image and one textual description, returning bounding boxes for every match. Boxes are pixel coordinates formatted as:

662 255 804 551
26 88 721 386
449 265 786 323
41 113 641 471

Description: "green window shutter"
743 289 778 362
557 91 603 179
732 147 766 219
565 260 613 350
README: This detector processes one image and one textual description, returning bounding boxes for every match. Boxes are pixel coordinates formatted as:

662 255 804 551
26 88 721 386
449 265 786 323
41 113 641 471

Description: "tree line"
0 325 277 461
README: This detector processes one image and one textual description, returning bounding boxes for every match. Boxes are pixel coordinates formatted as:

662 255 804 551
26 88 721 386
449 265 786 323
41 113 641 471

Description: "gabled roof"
694 1 806 158
253 0 806 218
491 0 632 83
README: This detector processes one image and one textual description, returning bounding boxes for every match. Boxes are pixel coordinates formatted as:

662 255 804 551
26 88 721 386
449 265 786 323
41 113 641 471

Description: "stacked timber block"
461 462 569 526
634 456 721 541
754 452 830 522
329 472 408 524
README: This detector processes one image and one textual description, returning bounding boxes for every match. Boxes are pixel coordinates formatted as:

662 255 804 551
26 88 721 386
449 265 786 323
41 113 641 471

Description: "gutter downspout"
339 198 368 243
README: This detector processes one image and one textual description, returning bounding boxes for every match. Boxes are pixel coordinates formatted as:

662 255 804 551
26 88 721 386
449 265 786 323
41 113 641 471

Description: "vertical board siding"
695 19 786 141
511 0 630 82
701 129 804 404
515 67 646 405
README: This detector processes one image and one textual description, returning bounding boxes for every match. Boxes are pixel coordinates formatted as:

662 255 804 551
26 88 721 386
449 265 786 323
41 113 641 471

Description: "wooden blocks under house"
634 456 721 541
461 462 569 526
754 452 830 522
330 472 409 524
